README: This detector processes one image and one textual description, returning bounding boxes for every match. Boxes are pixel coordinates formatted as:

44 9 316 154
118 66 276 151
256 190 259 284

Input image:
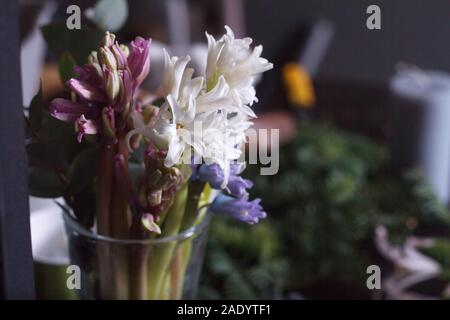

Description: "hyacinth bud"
99 47 118 71
101 106 116 141
92 63 104 80
154 174 170 191
145 145 166 174
167 167 182 179
86 52 103 80
148 190 162 206
142 105 159 124
159 167 182 191
147 169 163 188
163 177 177 191
100 31 116 48
141 214 161 234
88 51 99 65
120 44 130 57
106 69 121 101
117 69 132 115
111 44 128 70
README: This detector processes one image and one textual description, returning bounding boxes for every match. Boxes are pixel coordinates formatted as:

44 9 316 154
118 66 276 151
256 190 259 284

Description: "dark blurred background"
24 0 450 83
245 0 450 84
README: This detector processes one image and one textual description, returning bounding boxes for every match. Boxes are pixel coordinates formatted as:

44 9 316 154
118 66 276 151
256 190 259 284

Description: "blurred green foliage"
199 122 450 299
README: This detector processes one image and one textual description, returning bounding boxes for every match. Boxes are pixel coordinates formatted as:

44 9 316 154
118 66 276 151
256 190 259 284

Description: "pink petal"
76 115 98 143
49 98 92 122
141 213 161 234
74 65 103 88
115 69 133 112
128 37 151 89
67 79 106 102
111 44 128 70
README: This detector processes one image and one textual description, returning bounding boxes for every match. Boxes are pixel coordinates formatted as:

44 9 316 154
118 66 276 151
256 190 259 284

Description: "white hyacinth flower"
127 26 272 186
200 111 252 187
205 25 273 111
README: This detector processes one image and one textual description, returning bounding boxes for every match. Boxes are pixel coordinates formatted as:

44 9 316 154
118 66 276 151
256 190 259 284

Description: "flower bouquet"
26 25 272 299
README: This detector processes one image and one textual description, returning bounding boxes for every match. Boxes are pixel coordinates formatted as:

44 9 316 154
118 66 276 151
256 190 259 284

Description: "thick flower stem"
169 240 192 299
171 182 210 298
109 135 130 299
169 248 183 299
147 184 188 299
156 182 206 299
181 181 206 231
158 272 171 299
96 144 115 299
128 212 150 300
96 144 115 235
109 186 130 299
129 244 149 299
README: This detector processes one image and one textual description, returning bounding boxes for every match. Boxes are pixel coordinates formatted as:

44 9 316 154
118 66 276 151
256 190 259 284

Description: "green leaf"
28 84 44 133
28 168 64 198
41 22 103 64
66 147 98 195
68 188 96 229
38 115 89 165
86 0 129 32
40 116 76 142
59 51 77 84
27 141 66 167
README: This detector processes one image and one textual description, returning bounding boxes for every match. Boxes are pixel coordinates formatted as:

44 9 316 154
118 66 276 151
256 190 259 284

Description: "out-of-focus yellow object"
282 63 315 108
41 63 64 99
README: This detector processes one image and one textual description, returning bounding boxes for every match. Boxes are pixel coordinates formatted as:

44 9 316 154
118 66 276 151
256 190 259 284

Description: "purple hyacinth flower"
230 162 245 175
67 78 106 102
74 65 103 86
195 163 253 198
196 164 224 189
226 175 253 198
210 194 267 224
116 68 133 112
128 37 151 89
49 98 92 122
111 43 128 70
76 115 98 143
49 32 153 146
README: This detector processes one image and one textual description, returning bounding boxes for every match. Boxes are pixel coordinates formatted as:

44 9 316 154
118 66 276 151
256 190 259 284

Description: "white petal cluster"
128 26 273 185
206 26 273 112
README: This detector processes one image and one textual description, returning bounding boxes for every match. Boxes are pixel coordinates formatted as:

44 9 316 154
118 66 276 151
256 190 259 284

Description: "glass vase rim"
60 202 211 245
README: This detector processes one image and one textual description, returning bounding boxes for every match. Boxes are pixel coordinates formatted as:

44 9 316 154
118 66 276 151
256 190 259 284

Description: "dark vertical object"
0 0 35 299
